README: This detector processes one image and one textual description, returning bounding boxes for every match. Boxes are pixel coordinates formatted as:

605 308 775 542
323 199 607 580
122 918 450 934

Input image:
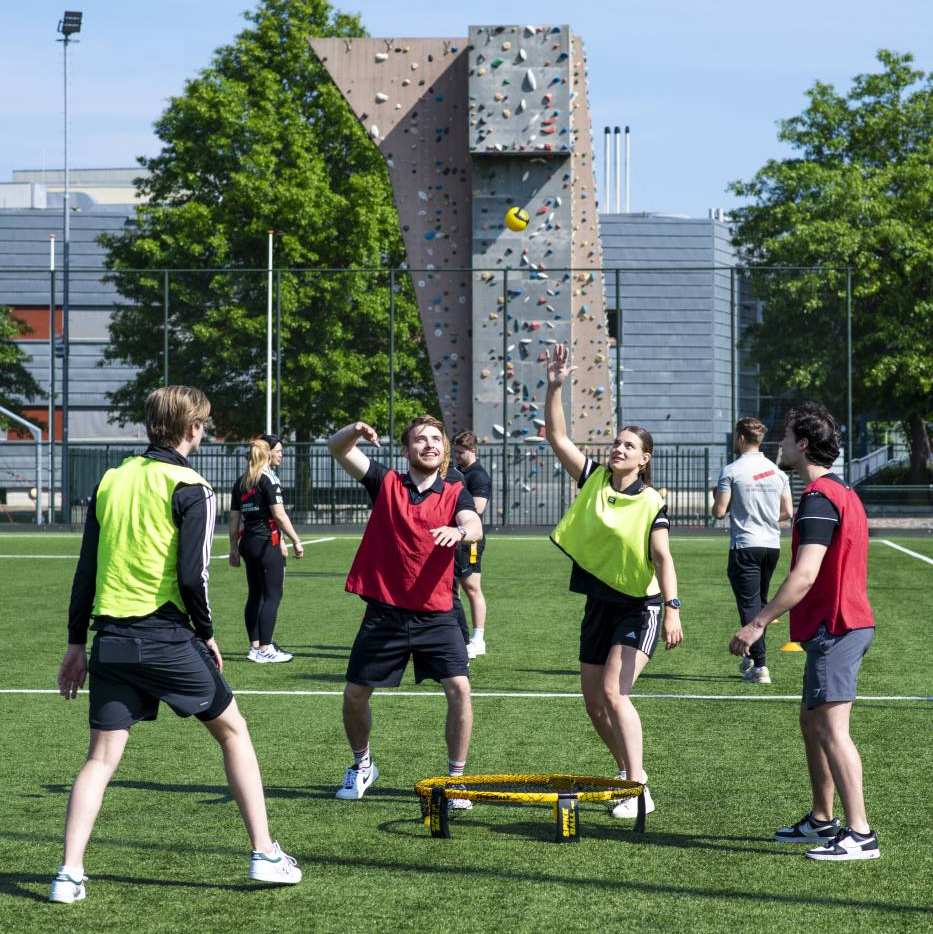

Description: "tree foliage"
729 51 932 480
0 308 42 427
101 0 437 441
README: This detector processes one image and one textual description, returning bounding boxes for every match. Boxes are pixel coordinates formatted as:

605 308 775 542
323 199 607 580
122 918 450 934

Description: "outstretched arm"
327 421 380 481
544 344 586 482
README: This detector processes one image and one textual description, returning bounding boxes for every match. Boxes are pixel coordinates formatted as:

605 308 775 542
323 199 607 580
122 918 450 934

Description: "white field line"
878 539 933 566
1 689 929 702
0 536 337 560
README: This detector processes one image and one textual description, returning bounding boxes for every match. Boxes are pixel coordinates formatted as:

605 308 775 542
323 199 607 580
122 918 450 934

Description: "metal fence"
67 442 725 529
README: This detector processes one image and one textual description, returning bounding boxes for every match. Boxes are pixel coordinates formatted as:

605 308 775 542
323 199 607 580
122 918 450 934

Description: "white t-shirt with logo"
716 452 789 549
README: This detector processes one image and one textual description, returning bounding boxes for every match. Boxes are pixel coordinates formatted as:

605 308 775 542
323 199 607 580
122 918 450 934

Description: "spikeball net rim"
414 773 644 806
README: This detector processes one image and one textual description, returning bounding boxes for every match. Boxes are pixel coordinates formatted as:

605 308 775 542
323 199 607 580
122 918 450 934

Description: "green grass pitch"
0 531 930 932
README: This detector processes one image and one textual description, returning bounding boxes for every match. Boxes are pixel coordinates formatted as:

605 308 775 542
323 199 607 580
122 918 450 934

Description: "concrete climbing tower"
309 25 612 443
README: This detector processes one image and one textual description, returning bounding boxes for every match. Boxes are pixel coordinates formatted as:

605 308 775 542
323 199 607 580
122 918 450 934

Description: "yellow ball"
505 206 530 232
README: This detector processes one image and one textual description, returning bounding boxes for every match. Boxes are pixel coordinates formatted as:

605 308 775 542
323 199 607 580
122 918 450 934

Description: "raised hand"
355 422 381 446
545 343 576 388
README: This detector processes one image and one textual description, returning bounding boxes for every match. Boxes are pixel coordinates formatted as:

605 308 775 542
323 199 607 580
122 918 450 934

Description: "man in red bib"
328 416 483 803
730 403 878 862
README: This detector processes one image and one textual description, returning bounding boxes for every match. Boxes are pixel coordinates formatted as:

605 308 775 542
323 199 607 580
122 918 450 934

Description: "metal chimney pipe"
603 127 612 213
624 125 631 213
614 126 621 213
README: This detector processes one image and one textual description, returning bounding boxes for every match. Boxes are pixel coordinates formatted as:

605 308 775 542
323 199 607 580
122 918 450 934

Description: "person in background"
229 434 304 663
713 417 793 684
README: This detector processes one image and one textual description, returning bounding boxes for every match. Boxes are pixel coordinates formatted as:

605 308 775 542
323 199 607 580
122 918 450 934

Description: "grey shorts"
802 625 874 710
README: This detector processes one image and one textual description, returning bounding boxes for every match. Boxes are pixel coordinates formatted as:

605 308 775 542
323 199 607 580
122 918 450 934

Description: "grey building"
600 211 755 450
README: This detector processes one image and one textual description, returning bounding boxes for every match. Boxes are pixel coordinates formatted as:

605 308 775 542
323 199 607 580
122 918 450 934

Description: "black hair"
258 433 283 450
784 403 840 468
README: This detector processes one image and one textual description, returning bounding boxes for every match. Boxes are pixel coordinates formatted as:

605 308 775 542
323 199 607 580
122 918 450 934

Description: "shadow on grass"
41 781 320 805
282 570 346 579
296 672 347 684
0 871 263 899
637 673 739 684
287 644 353 652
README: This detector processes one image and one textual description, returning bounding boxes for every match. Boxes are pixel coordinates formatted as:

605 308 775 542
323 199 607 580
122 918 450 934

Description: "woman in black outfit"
229 435 304 662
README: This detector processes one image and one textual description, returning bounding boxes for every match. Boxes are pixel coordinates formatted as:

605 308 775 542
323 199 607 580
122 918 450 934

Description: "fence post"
163 269 170 386
389 268 396 464
501 268 510 528
704 447 710 527
614 267 622 432
275 269 282 437
846 267 853 483
330 451 336 526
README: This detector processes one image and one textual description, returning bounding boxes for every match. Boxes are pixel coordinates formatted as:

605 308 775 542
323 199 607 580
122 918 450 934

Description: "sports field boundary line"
877 538 933 566
2 689 929 702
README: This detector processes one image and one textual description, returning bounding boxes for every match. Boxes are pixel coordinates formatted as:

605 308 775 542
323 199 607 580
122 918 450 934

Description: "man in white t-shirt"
713 417 793 684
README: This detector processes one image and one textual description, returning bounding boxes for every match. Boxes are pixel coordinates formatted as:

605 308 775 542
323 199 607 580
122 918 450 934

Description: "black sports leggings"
240 536 285 645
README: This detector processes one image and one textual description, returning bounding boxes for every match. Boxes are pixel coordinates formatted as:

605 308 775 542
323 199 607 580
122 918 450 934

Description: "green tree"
0 307 42 426
730 50 932 482
101 0 436 442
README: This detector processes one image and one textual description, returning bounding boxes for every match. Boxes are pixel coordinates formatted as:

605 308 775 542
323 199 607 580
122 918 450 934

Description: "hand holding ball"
505 207 530 232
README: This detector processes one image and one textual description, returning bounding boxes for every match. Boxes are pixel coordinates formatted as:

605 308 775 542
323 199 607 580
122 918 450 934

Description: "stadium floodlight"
58 10 82 35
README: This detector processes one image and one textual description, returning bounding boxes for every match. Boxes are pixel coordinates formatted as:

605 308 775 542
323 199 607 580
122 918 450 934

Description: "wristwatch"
457 525 467 541
664 598 682 610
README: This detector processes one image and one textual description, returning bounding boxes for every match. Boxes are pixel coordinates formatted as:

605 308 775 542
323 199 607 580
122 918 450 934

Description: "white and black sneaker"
806 827 880 861
774 812 841 843
335 762 379 800
49 869 87 903
248 841 302 884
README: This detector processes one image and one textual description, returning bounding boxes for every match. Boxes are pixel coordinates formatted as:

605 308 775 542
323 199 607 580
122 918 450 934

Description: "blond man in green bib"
546 344 684 819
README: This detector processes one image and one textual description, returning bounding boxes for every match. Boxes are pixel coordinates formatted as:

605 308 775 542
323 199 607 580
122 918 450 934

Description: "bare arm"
472 496 488 517
712 487 731 520
779 488 794 522
271 504 304 558
544 344 586 481
327 421 380 481
729 544 827 655
650 528 684 650
430 509 483 548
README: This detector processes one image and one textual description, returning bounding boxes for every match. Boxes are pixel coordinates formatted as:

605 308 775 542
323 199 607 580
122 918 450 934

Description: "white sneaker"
739 656 754 674
610 774 655 819
805 827 880 861
248 841 302 884
467 637 486 659
447 783 474 811
49 869 87 904
254 646 293 664
335 762 379 800
742 665 771 684
247 647 261 662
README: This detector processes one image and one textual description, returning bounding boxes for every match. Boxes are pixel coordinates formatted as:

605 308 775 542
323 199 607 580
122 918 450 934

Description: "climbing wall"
308 37 473 432
310 28 613 445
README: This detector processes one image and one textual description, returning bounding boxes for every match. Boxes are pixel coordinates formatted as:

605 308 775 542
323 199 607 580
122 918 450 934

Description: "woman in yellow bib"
545 344 684 819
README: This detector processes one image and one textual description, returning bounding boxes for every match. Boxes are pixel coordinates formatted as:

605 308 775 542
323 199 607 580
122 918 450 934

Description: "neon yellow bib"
551 466 663 597
92 456 210 619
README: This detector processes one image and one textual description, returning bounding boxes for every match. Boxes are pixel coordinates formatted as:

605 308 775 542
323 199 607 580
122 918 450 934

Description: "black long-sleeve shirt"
67 445 217 644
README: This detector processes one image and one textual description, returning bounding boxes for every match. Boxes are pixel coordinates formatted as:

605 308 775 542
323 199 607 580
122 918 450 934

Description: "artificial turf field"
0 531 930 933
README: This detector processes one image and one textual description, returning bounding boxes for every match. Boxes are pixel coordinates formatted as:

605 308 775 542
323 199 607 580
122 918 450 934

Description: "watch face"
667 599 682 609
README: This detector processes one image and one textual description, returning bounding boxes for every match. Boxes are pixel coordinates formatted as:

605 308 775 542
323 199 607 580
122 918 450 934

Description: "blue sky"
2 0 929 217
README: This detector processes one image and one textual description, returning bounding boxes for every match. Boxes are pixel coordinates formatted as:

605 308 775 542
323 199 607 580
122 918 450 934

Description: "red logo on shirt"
752 470 776 481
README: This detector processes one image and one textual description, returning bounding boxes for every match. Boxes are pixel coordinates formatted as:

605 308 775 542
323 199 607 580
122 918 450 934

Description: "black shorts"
579 597 663 666
346 602 470 687
88 633 234 730
454 537 485 579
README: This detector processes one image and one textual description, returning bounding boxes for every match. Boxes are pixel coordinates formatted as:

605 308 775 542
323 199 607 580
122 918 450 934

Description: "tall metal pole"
163 269 169 385
614 267 622 432
60 31 72 524
388 269 396 466
275 269 282 437
501 269 509 527
266 230 274 433
614 127 622 214
48 235 56 524
730 267 737 446
603 127 611 212
624 125 631 213
846 267 853 483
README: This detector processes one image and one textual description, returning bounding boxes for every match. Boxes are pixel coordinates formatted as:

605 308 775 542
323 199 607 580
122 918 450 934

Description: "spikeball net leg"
416 773 646 842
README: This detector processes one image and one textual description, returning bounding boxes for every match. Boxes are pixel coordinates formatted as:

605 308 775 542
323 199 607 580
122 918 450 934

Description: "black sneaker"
806 827 880 861
774 812 841 843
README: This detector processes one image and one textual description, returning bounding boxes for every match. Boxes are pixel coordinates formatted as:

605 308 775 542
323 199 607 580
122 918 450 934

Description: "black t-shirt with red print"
232 468 284 541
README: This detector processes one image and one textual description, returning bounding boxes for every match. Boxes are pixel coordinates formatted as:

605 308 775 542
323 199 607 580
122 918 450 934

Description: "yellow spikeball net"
414 773 646 841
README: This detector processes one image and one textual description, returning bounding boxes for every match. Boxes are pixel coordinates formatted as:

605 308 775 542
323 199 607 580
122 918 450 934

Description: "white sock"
448 759 466 778
471 630 485 643
353 745 371 770
59 864 84 879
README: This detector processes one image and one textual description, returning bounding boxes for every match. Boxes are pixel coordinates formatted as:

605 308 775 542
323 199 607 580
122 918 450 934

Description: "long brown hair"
241 438 272 491
619 424 654 486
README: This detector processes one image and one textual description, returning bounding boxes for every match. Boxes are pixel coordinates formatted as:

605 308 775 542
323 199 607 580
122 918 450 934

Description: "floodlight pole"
846 267 853 483
266 230 274 434
48 235 56 524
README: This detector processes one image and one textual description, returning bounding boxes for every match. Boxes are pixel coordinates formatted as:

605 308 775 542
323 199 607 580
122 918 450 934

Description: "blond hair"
145 386 210 447
402 415 451 477
241 438 272 491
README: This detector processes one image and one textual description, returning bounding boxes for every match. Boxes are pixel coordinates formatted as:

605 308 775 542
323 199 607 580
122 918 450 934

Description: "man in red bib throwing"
730 403 878 861
327 417 483 803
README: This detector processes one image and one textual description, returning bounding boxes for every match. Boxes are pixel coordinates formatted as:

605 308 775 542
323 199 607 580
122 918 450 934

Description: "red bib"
790 476 874 642
346 470 462 613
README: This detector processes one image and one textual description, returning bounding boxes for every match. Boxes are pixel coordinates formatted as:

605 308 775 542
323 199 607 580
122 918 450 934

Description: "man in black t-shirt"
452 432 493 658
